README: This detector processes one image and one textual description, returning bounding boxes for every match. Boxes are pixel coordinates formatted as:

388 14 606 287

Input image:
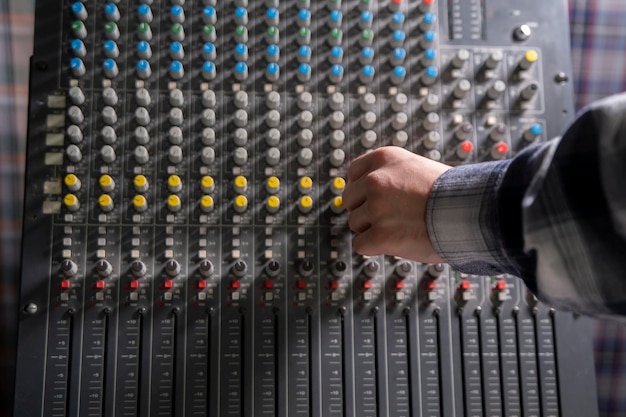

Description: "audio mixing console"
14 0 598 416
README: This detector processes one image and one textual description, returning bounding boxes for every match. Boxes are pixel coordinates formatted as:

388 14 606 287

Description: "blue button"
331 46 343 58
71 2 84 14
423 12 435 25
392 12 404 25
235 43 247 54
171 5 183 16
203 61 215 72
105 4 117 16
299 45 311 58
393 48 406 60
137 41 150 53
362 47 374 59
363 65 375 77
298 9 310 20
235 7 245 18
331 64 343 76
137 60 149 71
267 62 279 74
103 58 116 70
299 63 311 75
425 66 438 78
205 6 215 17
267 7 278 19
393 66 406 77
71 39 84 51
170 61 183 72
393 30 406 43
204 43 215 54
138 4 150 15
530 124 543 135
424 31 436 42
170 42 182 54
235 62 247 73
70 57 83 69
267 44 279 57
330 10 342 22
424 48 436 60
360 11 373 23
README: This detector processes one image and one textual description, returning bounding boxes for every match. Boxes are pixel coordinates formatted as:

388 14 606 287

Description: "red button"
164 279 173 289
61 280 71 289
460 280 471 291
297 280 307 289
426 280 437 290
363 280 372 290
198 280 207 289
232 279 241 289
495 280 507 291
495 142 509 155
95 280 106 289
461 141 473 153
395 280 404 290
264 280 274 289
330 280 339 290
130 279 139 289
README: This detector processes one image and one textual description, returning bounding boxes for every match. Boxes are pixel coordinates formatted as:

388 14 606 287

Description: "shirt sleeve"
426 92 626 317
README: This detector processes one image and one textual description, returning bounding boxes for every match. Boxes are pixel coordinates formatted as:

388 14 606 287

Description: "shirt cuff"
426 159 512 276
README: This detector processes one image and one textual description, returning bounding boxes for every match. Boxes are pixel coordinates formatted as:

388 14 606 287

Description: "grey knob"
298 148 313 166
134 145 149 164
234 109 248 127
422 94 439 112
328 92 344 111
100 145 116 163
361 130 377 148
265 147 281 166
329 148 345 167
297 91 312 110
68 106 84 124
168 126 183 144
101 125 117 144
134 126 150 144
392 130 408 147
67 125 83 143
428 263 445 277
490 123 508 141
360 111 376 130
266 128 280 146
329 130 345 148
451 49 470 68
232 260 247 277
169 88 184 107
422 131 441 149
201 147 215 164
234 91 248 109
102 87 118 106
392 112 408 130
66 144 82 163
165 259 181 277
61 259 78 277
395 261 413 278
69 86 85 105
169 108 184 126
202 90 216 108
360 92 376 111
391 93 408 112
298 110 313 128
102 106 117 125
485 51 503 69
233 128 248 146
168 145 183 164
363 260 380 278
199 260 214 277
453 79 472 99
422 112 440 131
266 109 280 128
136 88 151 106
131 260 147 277
266 91 280 109
486 80 506 100
202 108 216 127
455 122 473 140
233 147 248 165
135 107 150 126
329 111 344 129
202 127 216 145
298 129 313 147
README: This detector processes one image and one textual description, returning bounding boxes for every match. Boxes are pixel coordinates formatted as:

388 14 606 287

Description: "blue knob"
298 45 311 63
170 42 184 59
202 61 216 80
391 47 406 65
298 9 311 22
330 10 342 26
235 43 248 61
392 12 404 25
170 61 184 79
330 46 343 64
298 63 311 82
531 124 543 135
203 43 216 60
424 31 436 43
392 30 406 47
171 5 183 17
71 39 86 57
360 11 373 27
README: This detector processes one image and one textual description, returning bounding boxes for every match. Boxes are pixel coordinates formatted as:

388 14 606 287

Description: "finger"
347 152 375 183
347 201 371 234
352 228 384 257
341 175 368 211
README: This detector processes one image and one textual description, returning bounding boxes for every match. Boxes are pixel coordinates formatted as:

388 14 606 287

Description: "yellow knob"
266 195 280 213
298 195 313 213
233 175 248 193
167 194 181 212
525 50 538 63
98 194 114 212
234 195 248 213
134 174 148 192
331 196 344 213
200 195 214 212
201 175 215 193
266 176 280 193
99 174 115 192
168 175 182 193
298 176 313 194
331 177 346 195
64 174 80 190
133 195 147 212
63 194 80 212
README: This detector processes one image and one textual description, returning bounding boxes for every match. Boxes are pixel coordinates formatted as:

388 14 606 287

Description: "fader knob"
95 260 113 277
131 260 147 277
61 259 78 277
165 259 181 277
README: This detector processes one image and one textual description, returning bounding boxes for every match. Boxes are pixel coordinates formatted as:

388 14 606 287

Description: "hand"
342 146 451 263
